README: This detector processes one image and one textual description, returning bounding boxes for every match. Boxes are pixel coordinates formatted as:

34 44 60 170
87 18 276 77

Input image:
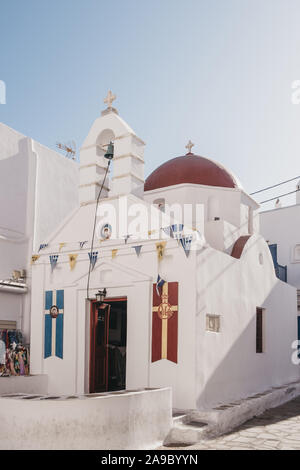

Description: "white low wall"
0 375 48 395
191 380 300 437
0 387 172 450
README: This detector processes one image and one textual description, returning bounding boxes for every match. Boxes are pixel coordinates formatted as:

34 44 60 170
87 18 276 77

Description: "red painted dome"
144 153 239 191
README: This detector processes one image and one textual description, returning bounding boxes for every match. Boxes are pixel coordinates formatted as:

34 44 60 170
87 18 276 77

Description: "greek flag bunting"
44 290 64 359
88 251 98 270
156 274 166 297
180 235 193 257
171 224 184 240
162 226 173 238
49 254 59 271
39 243 48 252
133 245 142 257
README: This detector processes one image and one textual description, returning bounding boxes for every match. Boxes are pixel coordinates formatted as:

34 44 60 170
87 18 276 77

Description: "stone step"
172 413 189 425
164 420 209 446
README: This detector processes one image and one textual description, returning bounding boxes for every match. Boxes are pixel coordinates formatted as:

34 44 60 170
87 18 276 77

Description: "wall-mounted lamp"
95 288 107 304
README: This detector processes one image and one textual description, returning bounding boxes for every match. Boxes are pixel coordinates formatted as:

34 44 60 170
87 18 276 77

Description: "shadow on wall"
195 236 299 410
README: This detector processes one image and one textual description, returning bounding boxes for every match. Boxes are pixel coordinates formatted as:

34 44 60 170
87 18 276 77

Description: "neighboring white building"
0 123 79 342
260 187 300 314
29 96 299 411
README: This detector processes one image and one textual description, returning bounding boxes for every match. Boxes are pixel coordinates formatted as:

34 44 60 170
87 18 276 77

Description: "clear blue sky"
1 0 300 210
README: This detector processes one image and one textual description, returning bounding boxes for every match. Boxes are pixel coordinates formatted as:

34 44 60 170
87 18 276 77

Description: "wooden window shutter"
256 308 263 353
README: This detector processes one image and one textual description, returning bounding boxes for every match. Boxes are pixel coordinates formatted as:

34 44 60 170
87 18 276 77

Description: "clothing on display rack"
0 329 30 377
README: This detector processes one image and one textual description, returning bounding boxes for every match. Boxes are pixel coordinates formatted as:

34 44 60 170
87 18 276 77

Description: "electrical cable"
250 175 300 195
259 188 300 204
86 159 111 300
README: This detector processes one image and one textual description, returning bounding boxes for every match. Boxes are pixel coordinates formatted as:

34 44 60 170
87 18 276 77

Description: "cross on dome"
185 140 194 154
104 90 116 109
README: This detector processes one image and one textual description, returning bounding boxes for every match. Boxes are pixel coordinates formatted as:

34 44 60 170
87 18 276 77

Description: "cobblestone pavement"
168 396 300 450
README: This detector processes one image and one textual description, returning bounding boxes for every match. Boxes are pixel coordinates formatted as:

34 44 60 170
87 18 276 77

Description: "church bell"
104 141 114 160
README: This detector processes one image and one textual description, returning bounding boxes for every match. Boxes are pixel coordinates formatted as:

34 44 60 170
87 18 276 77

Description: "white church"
25 92 299 413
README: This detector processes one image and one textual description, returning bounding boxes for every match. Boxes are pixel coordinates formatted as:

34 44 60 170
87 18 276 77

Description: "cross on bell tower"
102 90 118 116
104 90 116 108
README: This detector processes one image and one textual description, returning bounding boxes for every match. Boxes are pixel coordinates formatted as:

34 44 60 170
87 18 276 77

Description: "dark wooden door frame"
89 297 127 393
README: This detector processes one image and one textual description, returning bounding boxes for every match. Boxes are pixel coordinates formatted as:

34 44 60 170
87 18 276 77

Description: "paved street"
172 397 300 450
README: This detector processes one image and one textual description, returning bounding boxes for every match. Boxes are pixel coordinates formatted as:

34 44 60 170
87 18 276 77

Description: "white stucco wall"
195 234 299 409
0 388 172 450
260 204 300 289
0 122 79 340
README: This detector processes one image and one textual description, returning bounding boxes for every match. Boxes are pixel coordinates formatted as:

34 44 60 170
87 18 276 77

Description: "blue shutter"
268 244 278 265
56 290 64 359
56 290 64 310
44 291 53 358
55 314 64 359
45 290 53 310
44 314 52 358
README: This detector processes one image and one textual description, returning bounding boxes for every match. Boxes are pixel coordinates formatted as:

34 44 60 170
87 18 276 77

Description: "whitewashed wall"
260 204 300 289
0 388 172 450
30 194 299 409
196 234 299 409
0 122 79 340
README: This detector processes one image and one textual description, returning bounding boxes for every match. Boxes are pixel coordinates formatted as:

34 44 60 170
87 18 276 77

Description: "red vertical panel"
167 282 178 363
167 312 178 363
167 282 178 307
151 282 178 363
152 284 162 362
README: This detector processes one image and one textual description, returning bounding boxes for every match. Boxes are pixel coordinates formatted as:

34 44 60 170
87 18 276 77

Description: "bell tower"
79 91 145 205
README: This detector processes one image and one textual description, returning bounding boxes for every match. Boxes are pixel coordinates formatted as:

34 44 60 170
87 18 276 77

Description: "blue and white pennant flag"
156 274 166 297
39 243 48 252
49 254 59 271
133 245 142 257
180 235 193 257
162 226 173 238
88 251 98 270
124 234 131 244
44 290 64 359
171 224 184 240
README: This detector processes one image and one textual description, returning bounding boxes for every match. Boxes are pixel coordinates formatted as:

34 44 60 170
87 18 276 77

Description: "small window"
206 314 220 332
153 198 165 212
293 244 300 263
297 290 300 312
256 308 265 353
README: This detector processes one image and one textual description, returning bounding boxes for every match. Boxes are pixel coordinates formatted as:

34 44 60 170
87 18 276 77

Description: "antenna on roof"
56 141 76 160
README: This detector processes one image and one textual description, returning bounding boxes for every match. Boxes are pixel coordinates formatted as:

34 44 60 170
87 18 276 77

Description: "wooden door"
90 303 110 393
